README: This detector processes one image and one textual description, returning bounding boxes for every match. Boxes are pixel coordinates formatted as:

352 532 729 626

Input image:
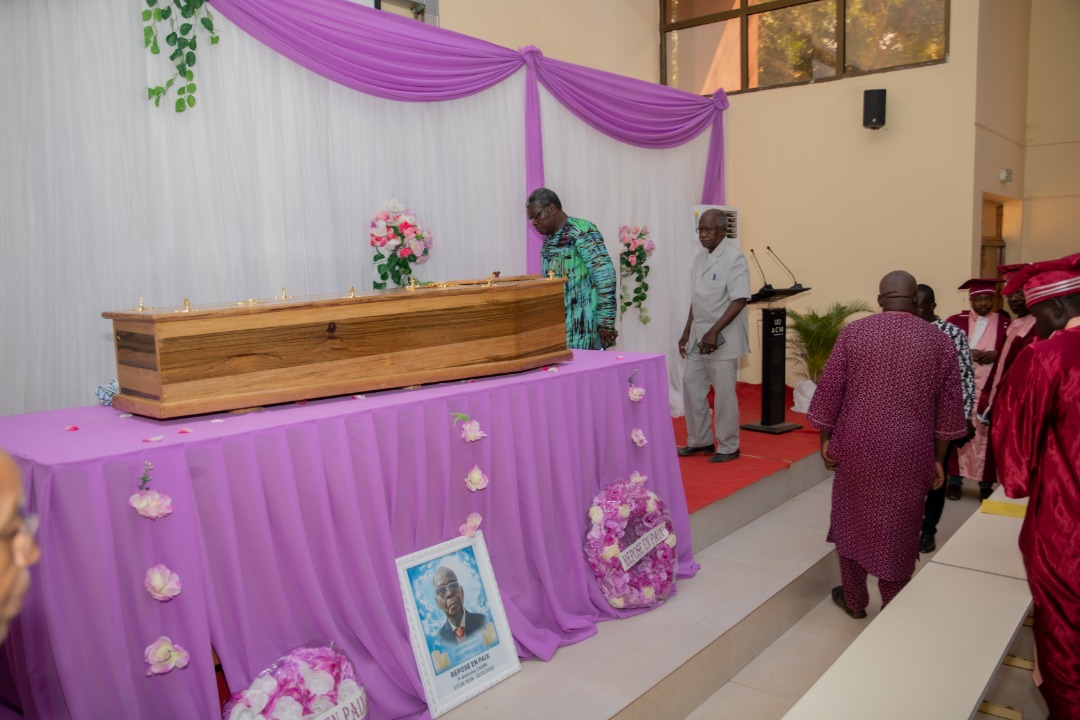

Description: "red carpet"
677 383 821 513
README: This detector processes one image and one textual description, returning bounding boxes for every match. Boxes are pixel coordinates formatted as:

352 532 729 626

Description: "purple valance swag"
208 0 728 272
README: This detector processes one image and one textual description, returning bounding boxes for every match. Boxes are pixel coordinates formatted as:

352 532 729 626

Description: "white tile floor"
687 484 1046 720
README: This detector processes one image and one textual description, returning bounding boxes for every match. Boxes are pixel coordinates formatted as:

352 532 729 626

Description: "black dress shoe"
979 486 994 501
677 444 715 457
945 485 962 501
708 450 740 463
831 586 867 619
919 534 936 554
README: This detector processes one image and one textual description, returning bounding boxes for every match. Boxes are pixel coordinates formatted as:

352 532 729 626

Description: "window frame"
659 0 951 95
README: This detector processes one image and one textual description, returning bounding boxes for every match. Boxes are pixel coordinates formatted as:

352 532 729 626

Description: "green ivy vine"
142 0 220 112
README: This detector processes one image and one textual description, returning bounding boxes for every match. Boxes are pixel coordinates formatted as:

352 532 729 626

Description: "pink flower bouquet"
370 199 433 289
618 225 656 323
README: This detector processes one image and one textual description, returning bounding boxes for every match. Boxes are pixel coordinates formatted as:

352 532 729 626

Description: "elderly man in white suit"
677 209 752 463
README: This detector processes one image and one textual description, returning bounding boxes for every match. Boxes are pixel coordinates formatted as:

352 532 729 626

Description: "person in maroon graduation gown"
945 278 1010 500
978 263 1039 423
809 271 966 618
992 252 1080 719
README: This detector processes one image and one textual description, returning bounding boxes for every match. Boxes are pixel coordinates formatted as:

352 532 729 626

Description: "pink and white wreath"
583 474 678 609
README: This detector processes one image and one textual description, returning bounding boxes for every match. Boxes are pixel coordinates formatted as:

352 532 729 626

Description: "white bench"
783 489 1032 720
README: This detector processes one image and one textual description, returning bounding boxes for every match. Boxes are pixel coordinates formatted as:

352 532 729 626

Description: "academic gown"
992 326 1080 718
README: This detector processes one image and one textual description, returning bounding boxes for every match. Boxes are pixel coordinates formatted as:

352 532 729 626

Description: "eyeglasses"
696 226 722 235
527 205 550 225
435 581 460 598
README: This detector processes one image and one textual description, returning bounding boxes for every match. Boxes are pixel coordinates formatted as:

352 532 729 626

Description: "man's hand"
678 333 690 358
932 461 945 490
971 349 997 365
821 438 837 471
966 420 977 440
699 330 721 356
598 327 618 350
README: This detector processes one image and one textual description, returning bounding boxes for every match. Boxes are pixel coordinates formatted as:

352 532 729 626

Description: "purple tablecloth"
0 350 696 719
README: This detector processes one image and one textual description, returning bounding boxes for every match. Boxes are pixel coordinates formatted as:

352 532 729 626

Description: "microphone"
749 249 774 295
766 246 804 289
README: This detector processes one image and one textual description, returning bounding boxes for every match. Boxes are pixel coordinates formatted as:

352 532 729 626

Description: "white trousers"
682 352 740 454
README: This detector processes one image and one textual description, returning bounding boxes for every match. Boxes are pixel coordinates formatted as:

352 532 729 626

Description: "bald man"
808 271 967 617
0 451 41 643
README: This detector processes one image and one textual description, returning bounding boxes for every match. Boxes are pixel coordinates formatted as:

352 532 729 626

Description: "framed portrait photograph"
395 530 520 717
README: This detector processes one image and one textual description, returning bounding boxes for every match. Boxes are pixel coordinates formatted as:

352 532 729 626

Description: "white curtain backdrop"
1 0 708 417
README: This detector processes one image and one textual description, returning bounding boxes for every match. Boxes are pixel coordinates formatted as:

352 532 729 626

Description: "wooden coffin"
102 276 572 419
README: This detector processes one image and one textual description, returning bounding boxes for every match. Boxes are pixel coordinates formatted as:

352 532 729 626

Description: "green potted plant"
787 300 872 411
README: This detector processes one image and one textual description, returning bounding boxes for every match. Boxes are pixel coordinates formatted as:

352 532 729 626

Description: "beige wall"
974 0 1030 271
440 0 660 83
727 3 982 381
1022 0 1080 262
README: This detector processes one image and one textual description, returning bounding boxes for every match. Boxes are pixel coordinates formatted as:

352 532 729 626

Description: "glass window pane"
664 0 740 25
665 20 742 95
748 0 837 89
845 0 946 74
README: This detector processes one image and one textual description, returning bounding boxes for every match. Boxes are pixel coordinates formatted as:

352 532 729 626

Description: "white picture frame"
395 531 520 717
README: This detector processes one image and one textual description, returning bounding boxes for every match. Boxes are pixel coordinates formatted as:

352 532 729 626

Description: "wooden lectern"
740 286 810 434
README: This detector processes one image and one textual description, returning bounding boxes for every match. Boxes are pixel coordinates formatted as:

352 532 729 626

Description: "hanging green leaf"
143 0 219 113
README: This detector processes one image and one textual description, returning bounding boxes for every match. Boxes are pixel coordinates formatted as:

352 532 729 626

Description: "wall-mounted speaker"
863 89 886 130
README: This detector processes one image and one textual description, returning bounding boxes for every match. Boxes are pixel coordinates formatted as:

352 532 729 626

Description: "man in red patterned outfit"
808 271 967 618
992 252 1080 719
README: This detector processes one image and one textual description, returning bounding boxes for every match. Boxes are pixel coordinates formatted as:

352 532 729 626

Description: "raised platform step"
440 458 834 720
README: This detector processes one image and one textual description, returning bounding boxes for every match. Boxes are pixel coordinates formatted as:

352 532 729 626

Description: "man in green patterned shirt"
527 188 618 350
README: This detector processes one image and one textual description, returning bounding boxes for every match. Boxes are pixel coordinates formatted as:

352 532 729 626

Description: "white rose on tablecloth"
129 489 174 520
144 636 190 676
144 564 182 601
385 198 406 213
464 465 489 492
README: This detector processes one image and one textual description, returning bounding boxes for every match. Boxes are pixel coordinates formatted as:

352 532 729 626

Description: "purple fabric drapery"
207 0 728 272
2 351 696 719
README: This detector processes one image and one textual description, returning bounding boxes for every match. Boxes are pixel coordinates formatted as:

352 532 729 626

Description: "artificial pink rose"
145 564 182 601
465 465 489 492
144 636 190 676
129 489 173 520
401 226 417 239
376 210 391 222
460 512 483 538
630 226 640 236
460 420 487 442
628 384 645 402
627 254 637 267
397 247 414 258
644 240 656 254
631 428 648 447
